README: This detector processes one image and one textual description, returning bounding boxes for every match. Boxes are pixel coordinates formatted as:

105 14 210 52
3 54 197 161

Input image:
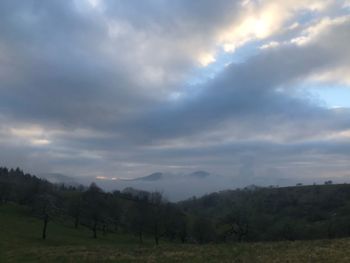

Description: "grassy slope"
1 204 350 263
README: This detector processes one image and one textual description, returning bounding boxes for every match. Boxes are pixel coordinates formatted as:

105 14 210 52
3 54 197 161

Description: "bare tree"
34 193 58 240
149 191 163 245
82 183 106 239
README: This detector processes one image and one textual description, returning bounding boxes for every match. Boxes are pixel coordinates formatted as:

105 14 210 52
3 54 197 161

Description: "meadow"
1 203 350 263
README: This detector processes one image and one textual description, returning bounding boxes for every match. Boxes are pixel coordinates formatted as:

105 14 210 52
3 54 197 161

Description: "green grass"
1 203 350 262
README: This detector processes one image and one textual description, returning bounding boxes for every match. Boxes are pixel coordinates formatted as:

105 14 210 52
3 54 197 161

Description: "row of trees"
0 167 189 244
2 167 350 244
180 183 350 242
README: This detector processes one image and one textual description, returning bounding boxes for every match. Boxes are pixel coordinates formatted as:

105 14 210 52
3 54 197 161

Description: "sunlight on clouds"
310 67 350 86
260 41 280 50
31 139 51 145
337 130 350 139
211 0 337 64
254 18 270 38
290 36 308 46
237 16 272 39
291 16 350 46
10 126 44 138
223 43 236 53
10 126 51 146
218 3 287 54
198 52 216 67
307 0 333 11
327 129 350 140
96 176 108 180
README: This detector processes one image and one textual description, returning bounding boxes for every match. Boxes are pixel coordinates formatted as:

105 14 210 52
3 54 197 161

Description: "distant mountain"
187 171 210 179
93 170 230 201
126 171 211 182
91 170 296 202
129 172 163 182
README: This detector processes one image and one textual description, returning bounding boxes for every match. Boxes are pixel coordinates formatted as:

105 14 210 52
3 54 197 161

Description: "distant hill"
38 170 296 202
93 170 231 201
187 171 210 179
3 166 350 245
92 170 298 201
128 171 211 181
179 183 350 241
128 172 163 182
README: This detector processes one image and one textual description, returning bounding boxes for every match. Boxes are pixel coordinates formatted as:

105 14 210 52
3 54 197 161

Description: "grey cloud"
0 0 242 129
122 21 350 142
104 0 240 32
0 0 349 188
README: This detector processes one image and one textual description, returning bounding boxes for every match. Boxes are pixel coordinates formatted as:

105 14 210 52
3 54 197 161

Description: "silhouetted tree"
149 192 164 245
66 192 83 229
33 193 58 240
128 195 150 244
82 183 106 239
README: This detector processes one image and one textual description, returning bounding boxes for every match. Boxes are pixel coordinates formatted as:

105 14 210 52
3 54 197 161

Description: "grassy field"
1 204 350 262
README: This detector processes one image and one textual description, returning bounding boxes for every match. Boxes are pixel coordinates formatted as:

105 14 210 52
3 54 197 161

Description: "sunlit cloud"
31 139 51 146
309 68 350 85
10 126 44 138
291 16 350 46
260 41 280 50
9 126 51 146
198 52 216 67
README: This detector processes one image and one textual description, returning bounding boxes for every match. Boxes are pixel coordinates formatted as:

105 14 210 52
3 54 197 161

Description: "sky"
0 0 350 185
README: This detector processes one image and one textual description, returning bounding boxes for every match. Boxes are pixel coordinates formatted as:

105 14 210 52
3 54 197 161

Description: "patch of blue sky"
296 9 319 25
307 85 350 108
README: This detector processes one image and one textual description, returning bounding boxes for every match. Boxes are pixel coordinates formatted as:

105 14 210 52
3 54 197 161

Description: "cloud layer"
0 0 349 186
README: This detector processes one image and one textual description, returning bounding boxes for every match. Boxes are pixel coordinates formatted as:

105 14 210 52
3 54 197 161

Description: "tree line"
2 166 350 244
0 167 186 244
180 183 350 242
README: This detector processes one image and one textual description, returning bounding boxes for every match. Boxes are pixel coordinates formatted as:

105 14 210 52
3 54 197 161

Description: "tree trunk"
42 214 49 240
139 230 143 244
102 223 106 236
180 224 187 243
180 235 186 244
327 222 334 239
93 220 98 239
74 214 80 229
154 224 159 246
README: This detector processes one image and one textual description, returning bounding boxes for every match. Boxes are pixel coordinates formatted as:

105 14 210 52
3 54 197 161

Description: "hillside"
3 167 350 244
1 203 350 262
180 184 350 241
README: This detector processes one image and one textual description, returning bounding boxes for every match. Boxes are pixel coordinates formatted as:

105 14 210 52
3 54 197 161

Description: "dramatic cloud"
0 0 349 191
